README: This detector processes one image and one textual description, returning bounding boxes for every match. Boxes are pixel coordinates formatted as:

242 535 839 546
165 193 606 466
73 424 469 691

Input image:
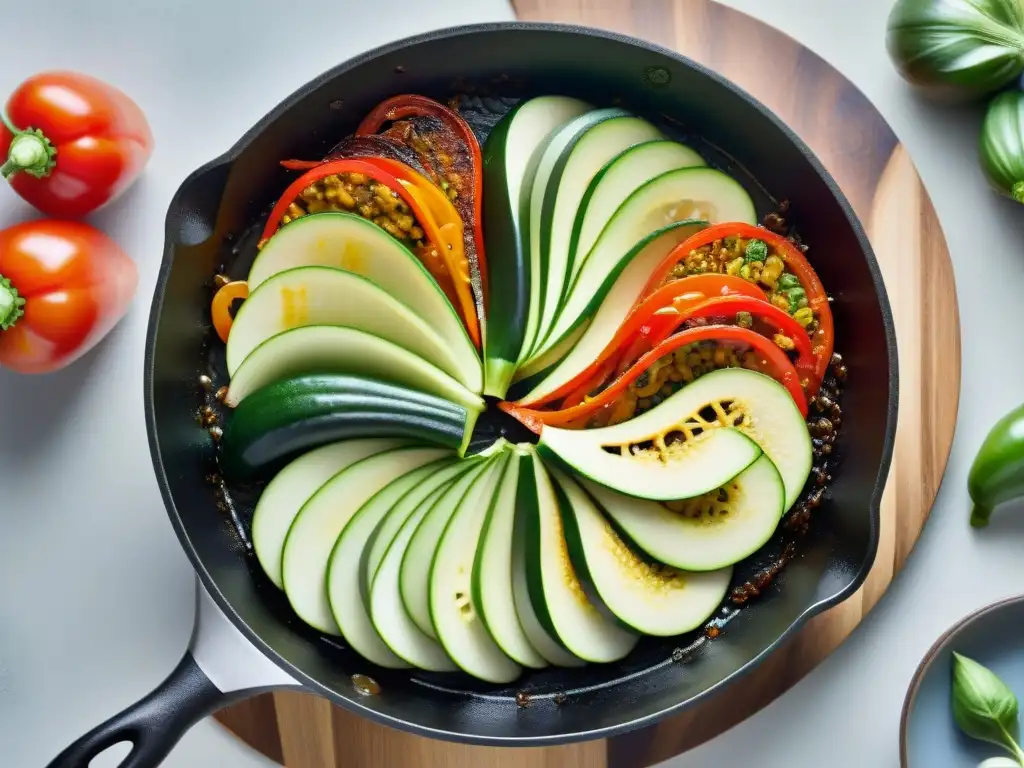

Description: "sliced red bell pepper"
500 324 808 432
640 222 833 394
356 95 488 312
517 274 765 409
615 294 814 383
261 158 480 348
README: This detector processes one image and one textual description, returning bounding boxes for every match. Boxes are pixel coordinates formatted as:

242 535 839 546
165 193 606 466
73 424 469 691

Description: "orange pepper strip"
212 281 249 343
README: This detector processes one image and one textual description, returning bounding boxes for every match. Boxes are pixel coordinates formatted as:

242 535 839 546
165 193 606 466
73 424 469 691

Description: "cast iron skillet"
47 22 898 768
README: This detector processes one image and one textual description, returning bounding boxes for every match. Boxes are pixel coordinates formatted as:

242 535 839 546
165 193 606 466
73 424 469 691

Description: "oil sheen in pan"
194 91 846 699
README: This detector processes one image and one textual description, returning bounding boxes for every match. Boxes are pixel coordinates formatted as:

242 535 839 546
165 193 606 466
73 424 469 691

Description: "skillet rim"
145 20 898 746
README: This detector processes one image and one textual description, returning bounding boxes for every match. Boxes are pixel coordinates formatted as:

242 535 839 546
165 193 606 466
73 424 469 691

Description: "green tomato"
980 90 1024 203
886 0 1024 101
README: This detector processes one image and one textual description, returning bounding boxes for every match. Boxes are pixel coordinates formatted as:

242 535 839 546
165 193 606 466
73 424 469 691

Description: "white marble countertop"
2 1 1021 766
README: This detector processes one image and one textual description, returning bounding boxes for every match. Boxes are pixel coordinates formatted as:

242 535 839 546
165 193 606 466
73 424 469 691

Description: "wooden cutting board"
214 1 961 765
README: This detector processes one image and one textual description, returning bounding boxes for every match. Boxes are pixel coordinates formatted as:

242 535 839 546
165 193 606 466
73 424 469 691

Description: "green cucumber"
281 446 447 640
551 467 732 636
326 458 457 666
370 482 458 671
224 325 484 419
472 449 547 669
570 140 705 283
517 220 708 405
579 454 786 571
520 453 638 663
246 211 478 380
227 266 481 393
252 438 407 590
400 459 496 639
431 452 521 683
533 167 756 359
482 96 591 398
219 375 473 480
531 113 663 355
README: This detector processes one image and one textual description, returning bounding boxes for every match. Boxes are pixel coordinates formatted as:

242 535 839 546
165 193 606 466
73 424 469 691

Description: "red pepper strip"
261 158 480 348
499 324 809 432
640 221 834 394
616 295 814 383
518 274 764 409
560 357 617 409
356 95 488 306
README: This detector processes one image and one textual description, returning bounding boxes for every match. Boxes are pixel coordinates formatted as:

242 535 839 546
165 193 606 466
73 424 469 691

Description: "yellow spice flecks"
280 285 308 328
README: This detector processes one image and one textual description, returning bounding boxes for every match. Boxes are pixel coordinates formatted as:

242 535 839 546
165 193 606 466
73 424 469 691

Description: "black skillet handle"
46 581 301 768
45 651 239 768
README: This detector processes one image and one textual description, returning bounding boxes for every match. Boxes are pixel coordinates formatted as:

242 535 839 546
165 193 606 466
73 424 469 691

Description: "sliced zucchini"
473 450 548 669
509 322 589 392
482 96 591 398
534 167 756 358
538 419 761 502
534 114 663 352
522 108 629 361
363 461 479 589
219 375 473 479
400 459 495 639
246 211 477 380
281 446 447 638
580 454 786 571
650 368 812 508
224 325 485 421
553 468 732 636
516 220 708 405
370 482 458 672
431 452 521 683
326 457 457 667
520 453 638 663
571 140 706 281
252 438 406 589
226 266 481 393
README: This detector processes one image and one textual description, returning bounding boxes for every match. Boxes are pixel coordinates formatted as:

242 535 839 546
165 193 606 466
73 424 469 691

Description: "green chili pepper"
744 238 768 263
968 402 1024 527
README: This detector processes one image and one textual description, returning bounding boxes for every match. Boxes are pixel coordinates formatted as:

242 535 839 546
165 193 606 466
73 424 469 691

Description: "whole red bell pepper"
0 220 138 374
0 72 154 219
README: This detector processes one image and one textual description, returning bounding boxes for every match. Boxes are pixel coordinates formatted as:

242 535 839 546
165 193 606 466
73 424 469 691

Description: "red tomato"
0 72 154 218
0 220 138 374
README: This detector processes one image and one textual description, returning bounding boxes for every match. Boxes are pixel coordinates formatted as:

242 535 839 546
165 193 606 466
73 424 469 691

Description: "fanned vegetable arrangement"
209 93 842 683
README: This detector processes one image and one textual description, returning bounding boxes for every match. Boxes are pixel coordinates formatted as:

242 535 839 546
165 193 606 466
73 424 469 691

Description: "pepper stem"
0 111 57 180
1013 182 1024 204
970 503 993 528
0 274 25 331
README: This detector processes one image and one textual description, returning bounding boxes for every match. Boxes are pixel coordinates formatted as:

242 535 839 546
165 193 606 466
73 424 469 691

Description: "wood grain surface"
214 1 961 765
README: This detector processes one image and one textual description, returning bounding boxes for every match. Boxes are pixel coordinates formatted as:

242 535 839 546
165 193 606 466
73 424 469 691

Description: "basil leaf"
953 652 1021 752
